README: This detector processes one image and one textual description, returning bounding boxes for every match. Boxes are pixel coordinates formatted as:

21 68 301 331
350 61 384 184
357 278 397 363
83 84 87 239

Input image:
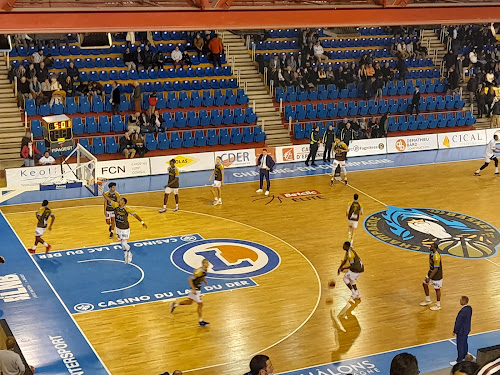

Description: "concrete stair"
0 53 25 170
421 29 447 71
459 82 491 130
220 31 291 147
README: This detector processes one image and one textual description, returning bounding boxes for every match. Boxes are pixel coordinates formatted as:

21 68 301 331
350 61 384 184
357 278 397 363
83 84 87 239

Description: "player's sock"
425 296 431 302
163 204 166 209
31 245 37 251
199 318 203 322
496 168 499 174
175 204 179 208
436 301 441 306
42 242 48 247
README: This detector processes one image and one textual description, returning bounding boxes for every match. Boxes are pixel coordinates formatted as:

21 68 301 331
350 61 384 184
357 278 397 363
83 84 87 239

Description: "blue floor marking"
34 234 256 314
1 145 486 206
279 329 500 375
0 212 109 375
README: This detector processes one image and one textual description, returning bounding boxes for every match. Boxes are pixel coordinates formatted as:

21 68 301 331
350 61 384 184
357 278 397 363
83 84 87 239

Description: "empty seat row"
283 95 465 120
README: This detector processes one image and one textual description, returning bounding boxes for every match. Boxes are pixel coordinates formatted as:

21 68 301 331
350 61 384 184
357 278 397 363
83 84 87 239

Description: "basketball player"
337 241 364 300
103 195 147 264
330 138 348 186
420 242 443 311
170 258 210 327
346 194 363 245
159 159 179 213
29 200 55 254
208 156 224 205
474 134 500 176
103 182 120 238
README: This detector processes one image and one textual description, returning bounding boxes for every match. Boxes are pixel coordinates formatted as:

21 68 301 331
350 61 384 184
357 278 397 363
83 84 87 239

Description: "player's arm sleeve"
126 206 135 215
116 192 121 199
433 253 441 267
175 168 180 177
111 201 119 209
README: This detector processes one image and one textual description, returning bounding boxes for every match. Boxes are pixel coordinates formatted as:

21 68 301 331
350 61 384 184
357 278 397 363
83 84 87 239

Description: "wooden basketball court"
2 158 500 375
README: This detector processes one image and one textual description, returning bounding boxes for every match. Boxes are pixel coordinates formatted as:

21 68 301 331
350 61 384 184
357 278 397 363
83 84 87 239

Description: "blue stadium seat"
78 138 92 152
170 132 182 149
30 120 43 138
85 116 98 134
202 91 214 107
219 128 230 145
174 111 187 128
167 92 179 109
199 110 210 127
111 115 125 132
195 130 207 147
79 96 91 113
179 92 190 108
214 90 225 106
145 133 158 150
190 92 202 107
99 115 111 133
211 109 222 126
92 137 105 155
207 129 218 146
245 108 257 123
230 128 243 144
52 103 64 115
222 108 234 125
92 96 104 113
242 127 254 144
38 104 51 116
182 131 195 148
157 132 170 150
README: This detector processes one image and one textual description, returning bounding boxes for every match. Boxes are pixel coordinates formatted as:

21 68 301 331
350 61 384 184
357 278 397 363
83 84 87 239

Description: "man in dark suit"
111 81 121 115
451 296 472 366
256 149 275 196
408 87 421 116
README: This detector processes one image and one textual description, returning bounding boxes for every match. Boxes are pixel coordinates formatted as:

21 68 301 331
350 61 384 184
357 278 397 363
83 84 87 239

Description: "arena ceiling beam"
0 6 498 33
0 0 17 12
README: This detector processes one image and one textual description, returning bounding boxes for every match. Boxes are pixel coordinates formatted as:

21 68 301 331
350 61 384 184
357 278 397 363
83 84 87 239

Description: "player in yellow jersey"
103 182 120 239
330 138 348 186
102 195 147 264
208 156 224 205
159 159 179 213
170 258 211 327
420 242 443 311
346 194 363 245
29 200 55 254
337 241 364 300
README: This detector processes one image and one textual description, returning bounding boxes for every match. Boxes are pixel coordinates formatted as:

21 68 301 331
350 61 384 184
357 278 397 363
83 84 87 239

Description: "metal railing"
288 117 292 134
14 76 17 98
252 100 256 113
24 110 28 129
269 79 274 96
279 98 283 113
246 35 250 49
261 119 265 133
263 67 268 87
251 43 256 61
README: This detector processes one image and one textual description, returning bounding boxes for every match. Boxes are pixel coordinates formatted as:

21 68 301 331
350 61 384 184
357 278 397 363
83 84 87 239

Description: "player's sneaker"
199 320 210 327
218 199 222 205
430 305 441 311
45 244 51 253
212 200 219 206
256 189 263 193
450 361 458 366
124 250 132 264
330 179 334 186
170 302 177 314
28 248 35 254
474 172 480 176
173 207 179 212
419 300 432 306
344 179 348 185
109 232 114 239
265 191 269 196
158 208 167 213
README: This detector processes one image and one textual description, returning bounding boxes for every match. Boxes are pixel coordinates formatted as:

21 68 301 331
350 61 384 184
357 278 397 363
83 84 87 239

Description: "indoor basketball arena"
0 1 499 375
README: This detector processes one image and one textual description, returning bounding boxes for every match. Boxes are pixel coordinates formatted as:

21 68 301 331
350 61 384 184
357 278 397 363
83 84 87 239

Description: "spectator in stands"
362 77 374 100
21 140 40 167
397 56 408 81
365 63 375 79
88 81 103 97
39 150 55 165
132 81 141 113
485 70 495 87
374 61 382 78
32 48 44 70
379 112 389 137
62 75 74 96
347 62 359 84
0 336 32 375
245 354 274 375
283 66 296 87
75 80 89 96
49 77 63 106
269 55 280 84
287 55 297 72
203 34 212 61
29 76 42 103
171 46 183 70
390 353 419 375
358 64 367 82
40 78 52 103
275 68 286 87
136 46 145 68
154 50 165 69
17 76 30 108
299 29 308 49
294 68 306 90
140 114 155 133
138 110 150 128
456 55 466 82
406 41 414 59
128 112 141 133
308 66 320 89
27 63 36 81
15 65 26 82
396 42 409 59
452 361 479 375
485 86 495 117
337 117 349 133
148 91 158 115
359 117 369 139
194 32 204 58
467 74 478 110
370 118 380 138
119 131 136 158
313 41 328 63
111 81 120 115
414 40 427 58
325 65 335 84
335 66 347 90
448 66 460 93
182 51 192 68
36 61 49 82
132 132 148 158
123 47 136 71
469 49 478 67
477 84 487 118
279 54 287 70
303 41 314 58
208 33 224 67
408 87 421 115
150 110 165 132
67 61 79 81
491 96 500 128
381 61 393 82
143 45 153 70
373 76 384 100
296 51 305 69
340 122 355 146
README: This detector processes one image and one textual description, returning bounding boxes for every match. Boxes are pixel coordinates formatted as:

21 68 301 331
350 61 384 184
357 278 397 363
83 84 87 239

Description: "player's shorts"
485 155 498 163
35 227 46 236
424 277 443 290
116 228 131 240
165 187 179 195
332 159 346 172
188 290 202 303
212 180 222 188
105 211 115 220
348 219 359 229
343 270 361 285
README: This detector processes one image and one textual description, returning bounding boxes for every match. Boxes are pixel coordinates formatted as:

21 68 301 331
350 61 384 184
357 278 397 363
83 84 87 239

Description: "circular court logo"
74 303 95 312
395 139 406 151
364 206 500 259
171 239 280 279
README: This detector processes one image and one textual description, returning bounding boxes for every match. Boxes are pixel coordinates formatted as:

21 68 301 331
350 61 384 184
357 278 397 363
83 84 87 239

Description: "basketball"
328 280 336 288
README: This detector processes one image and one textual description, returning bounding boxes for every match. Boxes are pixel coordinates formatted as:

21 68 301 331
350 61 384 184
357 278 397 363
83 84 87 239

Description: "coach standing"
323 123 335 163
256 149 275 196
305 124 320 166
451 296 472 366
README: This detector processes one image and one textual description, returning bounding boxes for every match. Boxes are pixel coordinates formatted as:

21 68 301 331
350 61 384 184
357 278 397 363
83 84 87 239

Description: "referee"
305 124 320 166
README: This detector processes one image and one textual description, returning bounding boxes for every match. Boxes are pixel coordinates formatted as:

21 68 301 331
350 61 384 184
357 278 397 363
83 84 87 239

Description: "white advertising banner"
215 148 277 168
485 128 500 140
386 134 438 153
6 165 63 187
348 138 387 157
150 152 215 174
275 144 324 163
438 130 488 149
96 159 150 179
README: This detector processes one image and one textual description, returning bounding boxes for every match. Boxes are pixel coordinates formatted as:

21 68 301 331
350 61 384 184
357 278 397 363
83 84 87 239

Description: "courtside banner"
486 128 500 140
6 165 63 187
438 129 487 149
348 138 387 157
96 159 150 179
386 134 438 153
150 152 215 174
276 144 325 163
215 149 257 168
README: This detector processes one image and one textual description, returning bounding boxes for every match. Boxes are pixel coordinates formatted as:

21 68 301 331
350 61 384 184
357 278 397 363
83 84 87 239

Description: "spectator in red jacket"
208 34 224 67
21 140 41 167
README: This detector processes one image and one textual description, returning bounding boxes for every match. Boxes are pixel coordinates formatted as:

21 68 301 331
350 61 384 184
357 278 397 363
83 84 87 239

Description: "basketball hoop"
97 178 109 196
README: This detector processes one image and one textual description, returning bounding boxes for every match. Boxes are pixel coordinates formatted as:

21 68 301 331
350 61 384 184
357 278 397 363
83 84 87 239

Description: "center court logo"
364 206 500 258
171 239 280 278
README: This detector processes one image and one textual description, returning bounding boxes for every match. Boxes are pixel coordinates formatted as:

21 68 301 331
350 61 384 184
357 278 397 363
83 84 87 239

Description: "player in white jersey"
474 134 500 176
